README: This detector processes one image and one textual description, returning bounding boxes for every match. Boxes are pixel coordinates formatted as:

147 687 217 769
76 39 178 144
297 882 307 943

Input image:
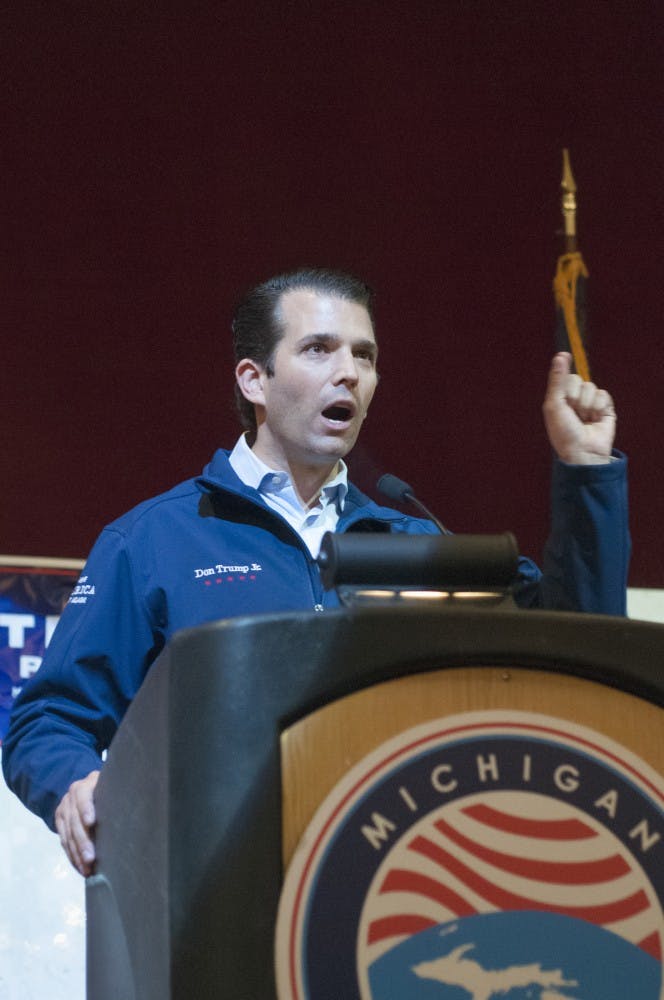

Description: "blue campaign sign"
0 559 82 741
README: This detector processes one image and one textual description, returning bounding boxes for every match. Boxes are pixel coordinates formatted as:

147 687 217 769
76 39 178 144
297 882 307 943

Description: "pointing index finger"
547 352 572 399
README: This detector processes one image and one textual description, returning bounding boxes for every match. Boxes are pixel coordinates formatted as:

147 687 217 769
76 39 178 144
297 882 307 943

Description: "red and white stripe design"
359 790 663 971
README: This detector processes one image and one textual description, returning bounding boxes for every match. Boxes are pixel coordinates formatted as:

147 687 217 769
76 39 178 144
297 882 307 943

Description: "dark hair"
231 267 375 433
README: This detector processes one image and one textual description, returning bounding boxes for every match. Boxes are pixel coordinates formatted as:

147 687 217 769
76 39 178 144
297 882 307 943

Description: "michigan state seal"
275 711 663 999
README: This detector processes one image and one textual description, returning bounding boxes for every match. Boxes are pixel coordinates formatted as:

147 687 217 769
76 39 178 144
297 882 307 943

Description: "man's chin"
305 435 356 466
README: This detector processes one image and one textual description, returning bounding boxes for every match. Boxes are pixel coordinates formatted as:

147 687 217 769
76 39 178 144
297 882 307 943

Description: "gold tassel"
553 251 591 382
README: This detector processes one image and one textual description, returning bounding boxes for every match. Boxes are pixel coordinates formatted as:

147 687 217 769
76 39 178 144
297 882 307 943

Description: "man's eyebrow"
353 337 378 357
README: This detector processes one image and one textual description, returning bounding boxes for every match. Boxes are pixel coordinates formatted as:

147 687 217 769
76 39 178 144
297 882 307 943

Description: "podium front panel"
88 607 664 1000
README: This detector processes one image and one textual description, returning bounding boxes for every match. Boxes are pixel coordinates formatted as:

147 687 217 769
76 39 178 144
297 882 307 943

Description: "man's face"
251 289 378 473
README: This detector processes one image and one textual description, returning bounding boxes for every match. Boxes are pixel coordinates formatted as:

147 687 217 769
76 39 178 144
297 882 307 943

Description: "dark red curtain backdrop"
4 2 663 585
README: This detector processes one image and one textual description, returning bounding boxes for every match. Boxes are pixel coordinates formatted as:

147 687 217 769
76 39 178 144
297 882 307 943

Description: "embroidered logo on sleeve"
68 574 96 605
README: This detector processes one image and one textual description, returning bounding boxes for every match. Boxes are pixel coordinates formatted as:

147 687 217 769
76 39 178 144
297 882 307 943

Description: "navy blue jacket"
2 449 630 828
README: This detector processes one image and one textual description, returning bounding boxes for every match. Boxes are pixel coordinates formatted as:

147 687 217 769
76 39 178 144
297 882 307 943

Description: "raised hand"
542 352 616 464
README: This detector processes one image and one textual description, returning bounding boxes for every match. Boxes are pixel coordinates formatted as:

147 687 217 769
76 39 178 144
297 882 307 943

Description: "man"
2 267 629 876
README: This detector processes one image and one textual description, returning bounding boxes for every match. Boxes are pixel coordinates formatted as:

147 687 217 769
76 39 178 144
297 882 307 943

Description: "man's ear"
235 358 266 407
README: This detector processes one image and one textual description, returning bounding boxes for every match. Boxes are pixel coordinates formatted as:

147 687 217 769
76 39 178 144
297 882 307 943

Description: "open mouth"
322 404 353 423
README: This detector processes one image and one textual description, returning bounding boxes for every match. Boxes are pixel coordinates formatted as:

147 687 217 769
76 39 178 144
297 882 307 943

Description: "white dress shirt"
228 435 348 557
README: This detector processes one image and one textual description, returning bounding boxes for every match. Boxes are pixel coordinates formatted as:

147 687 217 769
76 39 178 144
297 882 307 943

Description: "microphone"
377 473 451 535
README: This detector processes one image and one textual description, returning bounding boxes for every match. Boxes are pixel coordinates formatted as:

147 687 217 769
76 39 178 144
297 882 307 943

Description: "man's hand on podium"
54 769 100 876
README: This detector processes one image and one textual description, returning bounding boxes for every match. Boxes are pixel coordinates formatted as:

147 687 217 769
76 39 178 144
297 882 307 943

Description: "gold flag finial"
561 148 577 241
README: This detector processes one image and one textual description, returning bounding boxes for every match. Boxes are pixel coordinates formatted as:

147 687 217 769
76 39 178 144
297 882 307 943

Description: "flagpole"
554 149 591 381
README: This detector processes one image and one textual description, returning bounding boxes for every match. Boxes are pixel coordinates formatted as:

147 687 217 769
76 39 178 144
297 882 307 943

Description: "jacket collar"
196 448 406 530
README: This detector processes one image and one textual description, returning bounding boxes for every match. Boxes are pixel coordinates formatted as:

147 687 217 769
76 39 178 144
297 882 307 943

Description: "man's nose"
333 349 359 385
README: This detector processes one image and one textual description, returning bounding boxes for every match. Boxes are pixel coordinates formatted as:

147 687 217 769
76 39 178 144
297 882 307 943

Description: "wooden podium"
86 606 664 999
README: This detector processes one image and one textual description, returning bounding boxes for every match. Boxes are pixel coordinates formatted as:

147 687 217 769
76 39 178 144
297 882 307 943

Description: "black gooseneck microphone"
376 473 451 535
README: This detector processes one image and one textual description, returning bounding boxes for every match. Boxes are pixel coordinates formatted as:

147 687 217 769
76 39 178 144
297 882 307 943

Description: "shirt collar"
228 434 348 510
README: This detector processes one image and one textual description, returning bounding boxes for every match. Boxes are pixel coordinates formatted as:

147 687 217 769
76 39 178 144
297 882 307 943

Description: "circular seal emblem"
275 711 664 999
